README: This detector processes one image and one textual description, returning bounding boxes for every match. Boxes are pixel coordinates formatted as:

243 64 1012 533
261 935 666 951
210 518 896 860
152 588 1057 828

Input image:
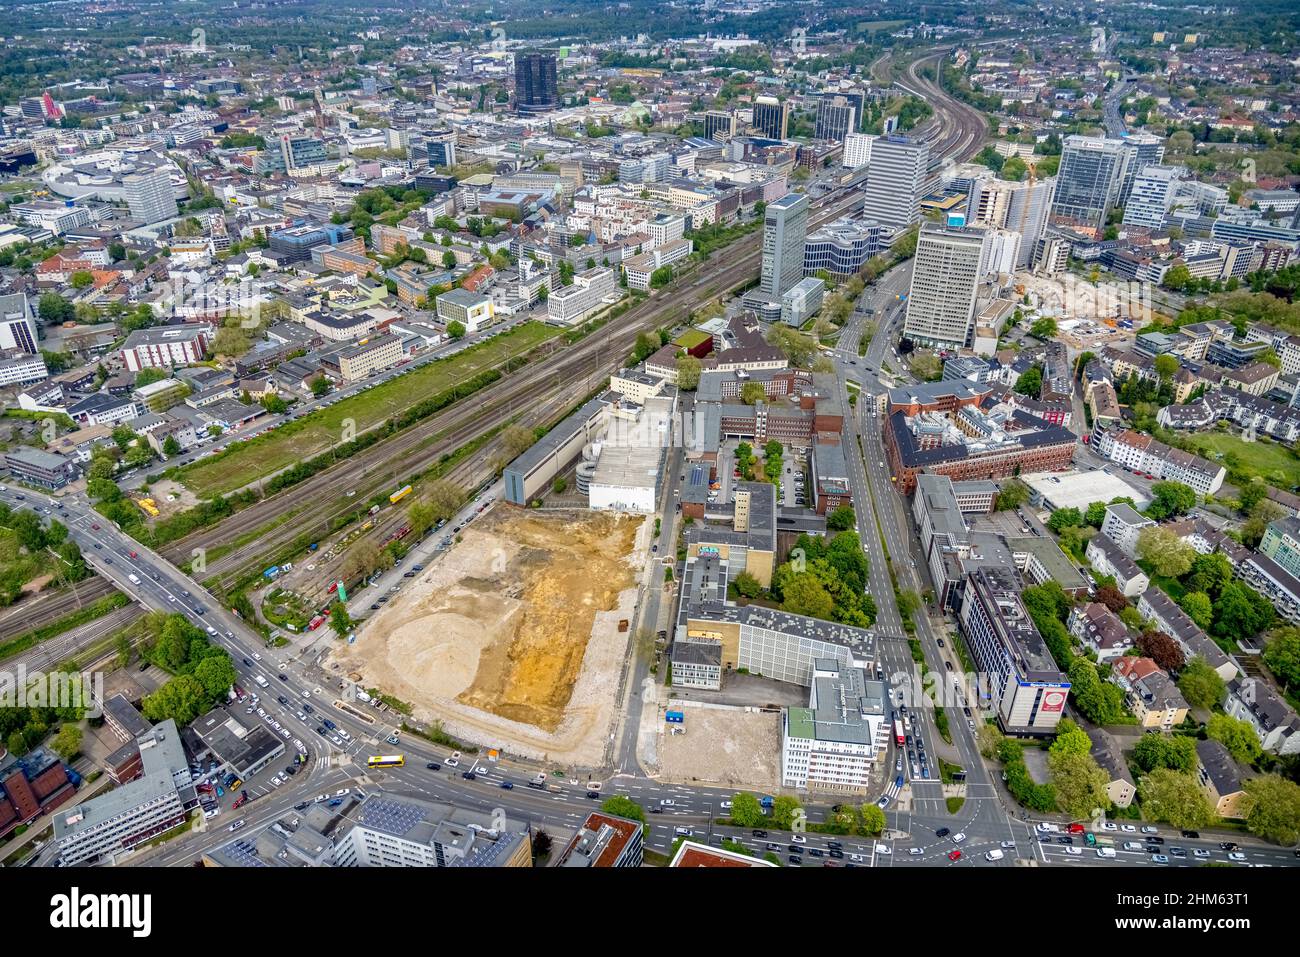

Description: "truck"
527 773 547 790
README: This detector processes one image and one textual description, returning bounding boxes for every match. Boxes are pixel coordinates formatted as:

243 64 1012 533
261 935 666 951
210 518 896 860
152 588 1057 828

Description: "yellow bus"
367 755 405 768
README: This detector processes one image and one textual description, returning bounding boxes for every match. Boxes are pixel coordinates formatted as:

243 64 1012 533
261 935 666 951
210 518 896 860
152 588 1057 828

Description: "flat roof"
1021 470 1150 512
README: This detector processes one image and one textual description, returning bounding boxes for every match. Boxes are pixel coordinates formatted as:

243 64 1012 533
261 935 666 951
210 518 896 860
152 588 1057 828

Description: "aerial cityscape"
2 0 1300 892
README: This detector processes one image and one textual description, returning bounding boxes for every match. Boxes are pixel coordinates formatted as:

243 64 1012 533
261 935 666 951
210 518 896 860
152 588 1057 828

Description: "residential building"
1101 502 1155 558
1087 729 1136 809
1259 516 1300 580
121 325 211 372
0 292 39 355
1224 677 1300 756
1068 602 1133 662
1137 587 1239 681
1195 739 1249 819
1085 533 1149 598
843 132 874 169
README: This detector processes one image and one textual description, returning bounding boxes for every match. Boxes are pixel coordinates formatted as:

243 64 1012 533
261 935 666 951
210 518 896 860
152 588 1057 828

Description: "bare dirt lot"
329 508 646 765
658 706 783 790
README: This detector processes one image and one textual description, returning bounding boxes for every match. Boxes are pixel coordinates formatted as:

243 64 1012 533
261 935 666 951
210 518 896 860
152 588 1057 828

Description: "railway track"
0 579 116 643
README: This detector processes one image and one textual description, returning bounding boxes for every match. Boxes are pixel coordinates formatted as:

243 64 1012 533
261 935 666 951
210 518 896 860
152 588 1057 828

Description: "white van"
984 849 1004 862
1122 841 1143 851
127 573 141 585
1096 847 1117 858
253 674 269 688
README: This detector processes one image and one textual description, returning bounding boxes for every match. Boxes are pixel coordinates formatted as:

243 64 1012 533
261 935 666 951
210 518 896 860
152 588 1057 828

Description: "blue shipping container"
665 710 685 724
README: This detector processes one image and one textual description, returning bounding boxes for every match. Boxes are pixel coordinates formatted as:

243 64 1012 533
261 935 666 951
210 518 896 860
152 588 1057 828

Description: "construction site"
326 507 648 766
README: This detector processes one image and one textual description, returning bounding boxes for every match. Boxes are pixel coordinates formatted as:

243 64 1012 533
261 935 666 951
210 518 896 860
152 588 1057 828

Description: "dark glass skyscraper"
514 51 558 115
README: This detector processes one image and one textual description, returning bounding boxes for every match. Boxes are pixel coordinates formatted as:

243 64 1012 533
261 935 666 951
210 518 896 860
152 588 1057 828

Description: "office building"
752 95 790 140
704 110 737 141
123 167 178 225
557 812 644 867
1122 165 1189 230
435 288 496 334
760 192 809 298
0 292 39 354
966 176 1053 269
959 567 1070 735
782 660 887 793
804 217 887 277
1049 135 1131 234
1117 132 1166 206
412 128 457 168
815 94 857 142
514 51 558 115
256 134 329 175
861 135 928 231
121 325 212 372
331 794 532 867
902 223 988 349
4 447 79 489
55 720 195 866
546 266 617 325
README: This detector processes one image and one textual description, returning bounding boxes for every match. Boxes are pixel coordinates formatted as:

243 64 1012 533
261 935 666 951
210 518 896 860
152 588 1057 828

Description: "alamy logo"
50 888 152 937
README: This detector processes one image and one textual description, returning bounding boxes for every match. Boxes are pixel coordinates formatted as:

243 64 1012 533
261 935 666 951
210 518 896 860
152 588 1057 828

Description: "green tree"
310 377 331 398
729 793 765 827
1187 553 1233 598
859 803 886 836
1178 656 1226 709
826 505 856 532
996 479 1030 511
675 354 701 390
1207 713 1263 765
733 571 762 599
599 795 645 823
329 601 354 637
781 572 834 620
1029 316 1057 340
192 654 238 700
51 723 83 761
141 674 210 726
1048 748 1110 818
1263 627 1300 693
1153 353 1180 380
631 331 658 363
1133 734 1197 773
1179 591 1214 629
740 381 767 405
1013 366 1042 396
1212 581 1275 641
770 795 803 830
1138 768 1216 829
1242 775 1300 846
1046 507 1083 534
162 435 182 457
1136 526 1195 579
1146 481 1196 520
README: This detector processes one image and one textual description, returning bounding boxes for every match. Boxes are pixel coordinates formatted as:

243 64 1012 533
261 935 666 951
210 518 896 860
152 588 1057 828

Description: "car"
1219 841 1239 851
585 790 600 799
1058 836 1073 845
659 799 674 807
278 673 288 681
951 832 966 844
787 844 803 855
790 834 807 844
462 771 477 781
909 847 924 856
229 821 245 832
807 848 824 858
426 762 440 770
1193 849 1211 859
1036 822 1060 834
1068 823 1085 834
1228 852 1248 862
302 703 313 713
935 827 950 838
1181 830 1200 839
936 638 945 647
1140 825 1159 834
752 829 768 838
1000 841 1016 850
1145 836 1165 845
788 856 802 865
444 757 459 767
1103 822 1118 832
947 850 962 862
1170 847 1187 858
500 782 514 790
1121 824 1137 832
243 657 253 667
1066 847 1083 856
1151 853 1170 864
370 603 380 610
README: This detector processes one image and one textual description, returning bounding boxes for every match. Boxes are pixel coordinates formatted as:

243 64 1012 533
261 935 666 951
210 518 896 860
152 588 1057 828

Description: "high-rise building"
703 110 737 141
1122 165 1188 230
966 175 1054 268
752 95 790 140
815 94 857 142
843 132 874 169
761 192 810 298
1049 135 1132 233
1117 132 1166 206
413 128 457 168
903 222 989 350
862 134 929 231
514 51 558 115
122 167 178 225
